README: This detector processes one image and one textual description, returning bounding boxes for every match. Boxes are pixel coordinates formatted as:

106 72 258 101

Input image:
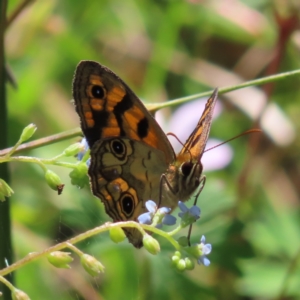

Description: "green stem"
147 68 300 112
66 243 84 257
0 0 14 299
167 225 184 237
0 221 146 276
0 128 81 156
0 220 184 276
142 224 180 250
0 156 78 170
3 139 22 159
0 275 14 292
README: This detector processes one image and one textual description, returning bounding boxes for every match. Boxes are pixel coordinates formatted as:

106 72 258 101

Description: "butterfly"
73 60 217 248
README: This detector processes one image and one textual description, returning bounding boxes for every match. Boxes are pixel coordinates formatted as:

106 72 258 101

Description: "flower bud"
12 288 31 300
0 179 14 201
81 254 105 276
69 163 88 188
109 227 126 243
143 234 160 255
184 257 195 270
20 123 37 143
171 254 180 267
47 251 73 269
176 259 186 271
44 170 64 192
63 143 83 157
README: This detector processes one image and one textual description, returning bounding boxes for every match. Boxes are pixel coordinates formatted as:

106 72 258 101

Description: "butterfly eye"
120 193 134 216
91 85 105 99
180 162 194 177
110 139 126 158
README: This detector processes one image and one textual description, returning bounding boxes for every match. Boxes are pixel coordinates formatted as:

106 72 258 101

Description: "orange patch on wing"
107 178 129 200
86 119 95 128
89 75 104 86
99 186 113 204
142 124 160 146
90 98 105 111
127 106 145 120
107 115 118 127
83 112 95 128
102 127 120 136
106 86 126 108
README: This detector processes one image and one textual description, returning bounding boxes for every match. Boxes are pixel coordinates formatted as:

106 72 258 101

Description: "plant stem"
0 0 14 299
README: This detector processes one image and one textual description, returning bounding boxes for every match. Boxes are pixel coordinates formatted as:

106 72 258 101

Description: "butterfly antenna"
204 129 262 153
167 132 192 159
186 129 261 245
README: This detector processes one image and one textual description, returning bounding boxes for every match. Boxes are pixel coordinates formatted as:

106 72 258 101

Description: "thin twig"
6 0 35 28
0 127 81 156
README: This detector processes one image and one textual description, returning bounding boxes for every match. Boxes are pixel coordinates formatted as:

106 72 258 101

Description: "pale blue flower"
77 138 89 159
138 200 176 226
178 201 200 226
197 235 212 266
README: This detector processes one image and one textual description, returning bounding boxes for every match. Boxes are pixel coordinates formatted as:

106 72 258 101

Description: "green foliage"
1 0 300 299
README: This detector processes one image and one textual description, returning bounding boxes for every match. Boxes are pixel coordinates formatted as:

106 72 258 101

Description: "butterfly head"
167 152 203 201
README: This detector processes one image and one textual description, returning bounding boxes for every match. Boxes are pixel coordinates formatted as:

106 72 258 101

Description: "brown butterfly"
73 60 217 247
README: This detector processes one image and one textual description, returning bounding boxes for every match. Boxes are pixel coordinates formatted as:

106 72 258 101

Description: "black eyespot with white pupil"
91 85 105 99
181 162 194 177
121 194 134 216
110 139 127 160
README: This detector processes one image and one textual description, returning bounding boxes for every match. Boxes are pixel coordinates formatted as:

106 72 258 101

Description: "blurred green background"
1 0 300 299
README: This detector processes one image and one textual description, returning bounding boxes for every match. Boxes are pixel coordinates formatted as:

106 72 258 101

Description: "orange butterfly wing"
73 60 175 164
178 88 218 161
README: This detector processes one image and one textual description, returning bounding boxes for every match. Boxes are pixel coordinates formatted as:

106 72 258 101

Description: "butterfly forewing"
73 60 175 164
165 89 218 202
179 88 218 160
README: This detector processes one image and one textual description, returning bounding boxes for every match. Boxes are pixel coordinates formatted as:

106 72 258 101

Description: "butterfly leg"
158 173 177 208
187 175 206 245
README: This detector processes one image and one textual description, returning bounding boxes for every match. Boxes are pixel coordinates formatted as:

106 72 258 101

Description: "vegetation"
0 0 300 299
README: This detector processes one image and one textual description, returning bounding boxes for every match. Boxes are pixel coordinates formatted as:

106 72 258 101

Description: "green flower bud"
176 259 186 271
171 251 182 267
44 170 64 193
184 257 195 270
12 288 31 300
20 123 37 143
171 254 180 267
0 179 14 201
143 234 160 255
177 236 189 247
81 254 105 277
69 163 89 188
109 227 126 243
47 251 73 269
174 251 181 258
63 143 83 157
